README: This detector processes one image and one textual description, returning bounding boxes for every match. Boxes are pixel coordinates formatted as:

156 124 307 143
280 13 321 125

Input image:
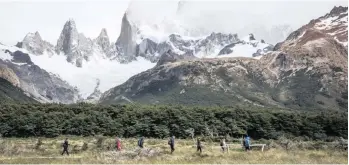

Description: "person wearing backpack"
61 138 69 156
196 138 202 154
244 135 251 151
116 137 122 151
168 136 175 154
138 137 144 148
220 139 227 152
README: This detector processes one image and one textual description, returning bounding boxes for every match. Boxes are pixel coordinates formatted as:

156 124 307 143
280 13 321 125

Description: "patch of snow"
297 30 307 40
0 48 13 61
334 36 348 47
0 44 155 99
218 44 257 58
253 56 263 60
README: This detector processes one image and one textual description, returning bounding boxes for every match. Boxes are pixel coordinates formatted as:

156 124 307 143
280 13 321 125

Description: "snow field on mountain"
29 53 155 98
0 45 155 98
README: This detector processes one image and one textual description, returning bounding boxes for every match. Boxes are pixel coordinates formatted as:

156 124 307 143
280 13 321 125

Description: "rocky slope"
275 6 348 50
99 6 348 111
0 46 81 103
0 77 37 104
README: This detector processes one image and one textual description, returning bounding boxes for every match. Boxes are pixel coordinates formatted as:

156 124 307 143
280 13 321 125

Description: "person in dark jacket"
138 137 144 148
61 138 69 156
168 136 175 154
196 138 202 154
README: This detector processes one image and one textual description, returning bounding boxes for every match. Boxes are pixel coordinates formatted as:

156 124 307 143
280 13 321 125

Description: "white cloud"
0 0 347 45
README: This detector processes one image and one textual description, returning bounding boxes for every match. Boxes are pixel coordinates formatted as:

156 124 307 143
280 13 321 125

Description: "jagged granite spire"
115 13 138 62
56 19 79 55
56 19 93 67
95 28 110 54
20 31 55 55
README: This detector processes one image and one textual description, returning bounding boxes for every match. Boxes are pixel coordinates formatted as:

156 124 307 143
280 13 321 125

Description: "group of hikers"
196 134 251 154
61 135 251 156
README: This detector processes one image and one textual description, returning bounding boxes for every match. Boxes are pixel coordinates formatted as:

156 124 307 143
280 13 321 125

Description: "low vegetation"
0 137 347 164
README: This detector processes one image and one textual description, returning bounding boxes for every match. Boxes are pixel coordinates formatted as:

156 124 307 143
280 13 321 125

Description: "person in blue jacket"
243 134 250 151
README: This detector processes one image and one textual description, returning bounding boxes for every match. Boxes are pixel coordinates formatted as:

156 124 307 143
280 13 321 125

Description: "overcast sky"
0 0 347 45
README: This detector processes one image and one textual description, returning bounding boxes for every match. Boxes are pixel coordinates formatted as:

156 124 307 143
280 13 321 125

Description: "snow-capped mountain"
0 46 81 103
99 6 348 111
275 6 348 50
94 28 111 55
56 19 97 67
16 32 55 56
237 24 294 45
1 4 276 103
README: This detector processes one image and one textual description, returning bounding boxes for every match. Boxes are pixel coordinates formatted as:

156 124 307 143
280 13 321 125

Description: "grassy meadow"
0 136 347 164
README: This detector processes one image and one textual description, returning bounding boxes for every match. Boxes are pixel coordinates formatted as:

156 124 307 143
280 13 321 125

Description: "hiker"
168 136 175 154
196 138 202 154
243 135 251 151
61 138 69 156
116 137 121 151
221 139 227 152
138 136 144 148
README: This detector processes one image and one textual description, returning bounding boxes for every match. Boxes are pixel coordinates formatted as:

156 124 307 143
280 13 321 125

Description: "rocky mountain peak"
249 33 256 40
98 28 109 39
206 32 238 44
64 19 77 31
95 28 110 54
19 31 54 55
56 19 95 67
56 19 79 55
275 5 348 51
114 12 138 62
328 6 348 17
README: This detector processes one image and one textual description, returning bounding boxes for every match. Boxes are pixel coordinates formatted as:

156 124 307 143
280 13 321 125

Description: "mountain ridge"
99 6 348 111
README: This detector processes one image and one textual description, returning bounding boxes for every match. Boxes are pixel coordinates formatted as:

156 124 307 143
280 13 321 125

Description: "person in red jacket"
116 137 121 151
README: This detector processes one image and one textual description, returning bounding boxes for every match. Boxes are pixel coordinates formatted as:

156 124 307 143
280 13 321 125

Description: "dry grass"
0 137 347 164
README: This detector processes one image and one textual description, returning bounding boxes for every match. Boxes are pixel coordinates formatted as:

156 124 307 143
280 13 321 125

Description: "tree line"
0 103 347 140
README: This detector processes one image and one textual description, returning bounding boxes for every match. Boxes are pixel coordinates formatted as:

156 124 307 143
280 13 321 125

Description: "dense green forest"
0 103 346 140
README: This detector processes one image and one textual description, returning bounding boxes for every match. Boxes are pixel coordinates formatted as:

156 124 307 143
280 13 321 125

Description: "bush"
96 136 106 148
82 142 88 151
35 138 43 150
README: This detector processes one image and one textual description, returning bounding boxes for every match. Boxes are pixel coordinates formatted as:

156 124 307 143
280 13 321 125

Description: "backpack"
168 139 171 145
220 141 223 146
63 141 68 148
244 137 250 146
